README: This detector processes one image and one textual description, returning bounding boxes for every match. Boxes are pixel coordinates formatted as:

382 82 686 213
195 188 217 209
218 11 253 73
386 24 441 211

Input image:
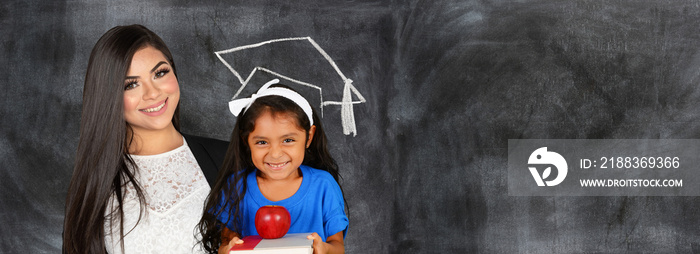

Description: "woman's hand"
218 228 244 254
307 232 344 254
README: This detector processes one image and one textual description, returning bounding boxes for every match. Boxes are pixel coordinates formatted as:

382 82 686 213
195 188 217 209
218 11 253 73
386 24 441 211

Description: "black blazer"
183 133 229 187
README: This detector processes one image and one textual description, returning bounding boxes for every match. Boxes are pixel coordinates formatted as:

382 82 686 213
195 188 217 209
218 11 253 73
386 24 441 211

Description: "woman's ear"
306 125 316 148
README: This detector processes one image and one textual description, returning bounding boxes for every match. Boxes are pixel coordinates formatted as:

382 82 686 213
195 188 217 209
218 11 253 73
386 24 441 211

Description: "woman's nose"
141 80 161 100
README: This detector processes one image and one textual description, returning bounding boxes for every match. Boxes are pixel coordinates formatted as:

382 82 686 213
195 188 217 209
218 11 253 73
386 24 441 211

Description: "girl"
198 79 349 254
63 25 228 253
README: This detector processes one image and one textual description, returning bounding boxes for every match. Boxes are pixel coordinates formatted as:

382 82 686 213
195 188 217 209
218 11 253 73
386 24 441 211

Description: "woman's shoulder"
182 133 229 159
182 133 229 148
182 133 230 186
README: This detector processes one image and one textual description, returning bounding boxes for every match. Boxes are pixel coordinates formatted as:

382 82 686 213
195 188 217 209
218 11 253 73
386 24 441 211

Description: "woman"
63 25 227 253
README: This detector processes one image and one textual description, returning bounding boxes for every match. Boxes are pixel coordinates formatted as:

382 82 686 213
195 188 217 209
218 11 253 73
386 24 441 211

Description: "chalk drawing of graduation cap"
215 37 366 136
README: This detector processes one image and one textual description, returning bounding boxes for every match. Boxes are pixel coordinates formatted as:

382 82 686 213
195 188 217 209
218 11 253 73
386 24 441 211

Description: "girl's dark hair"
63 24 179 254
197 86 340 252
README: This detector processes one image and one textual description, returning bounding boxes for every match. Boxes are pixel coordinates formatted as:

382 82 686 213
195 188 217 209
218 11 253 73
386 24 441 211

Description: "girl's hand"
307 232 344 254
217 236 243 254
307 232 328 254
219 228 244 254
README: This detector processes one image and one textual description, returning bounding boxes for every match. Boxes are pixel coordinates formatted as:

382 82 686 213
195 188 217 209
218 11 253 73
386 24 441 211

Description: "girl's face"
247 110 315 181
123 46 179 135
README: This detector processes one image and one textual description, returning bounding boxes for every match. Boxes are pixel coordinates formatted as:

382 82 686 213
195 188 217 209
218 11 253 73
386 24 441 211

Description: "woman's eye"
283 138 295 143
124 80 139 90
255 141 268 145
154 68 170 78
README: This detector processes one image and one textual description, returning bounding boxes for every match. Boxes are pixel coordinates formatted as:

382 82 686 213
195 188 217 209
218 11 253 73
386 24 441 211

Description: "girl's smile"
266 161 290 170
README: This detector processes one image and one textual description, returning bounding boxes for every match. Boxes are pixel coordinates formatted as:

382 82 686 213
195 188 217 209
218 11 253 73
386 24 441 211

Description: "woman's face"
123 46 180 134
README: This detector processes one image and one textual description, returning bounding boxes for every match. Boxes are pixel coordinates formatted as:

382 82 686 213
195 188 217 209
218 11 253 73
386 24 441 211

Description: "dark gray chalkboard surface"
3 0 700 252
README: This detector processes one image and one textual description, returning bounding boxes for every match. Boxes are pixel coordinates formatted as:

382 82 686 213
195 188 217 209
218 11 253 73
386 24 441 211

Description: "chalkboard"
3 0 700 252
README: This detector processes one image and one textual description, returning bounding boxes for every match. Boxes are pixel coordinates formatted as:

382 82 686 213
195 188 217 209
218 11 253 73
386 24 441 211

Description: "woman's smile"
139 98 168 114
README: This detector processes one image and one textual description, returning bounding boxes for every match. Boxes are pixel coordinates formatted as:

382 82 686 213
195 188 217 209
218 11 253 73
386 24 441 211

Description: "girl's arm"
307 231 344 254
218 227 244 254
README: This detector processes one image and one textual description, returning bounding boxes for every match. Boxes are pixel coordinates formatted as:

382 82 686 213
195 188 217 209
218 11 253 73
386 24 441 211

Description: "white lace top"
104 138 210 254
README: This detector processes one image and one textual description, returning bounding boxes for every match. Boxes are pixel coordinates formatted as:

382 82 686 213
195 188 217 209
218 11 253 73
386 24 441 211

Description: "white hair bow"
228 79 314 126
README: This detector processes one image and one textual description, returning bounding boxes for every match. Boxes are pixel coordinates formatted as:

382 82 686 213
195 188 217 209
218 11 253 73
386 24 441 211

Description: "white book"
229 233 313 254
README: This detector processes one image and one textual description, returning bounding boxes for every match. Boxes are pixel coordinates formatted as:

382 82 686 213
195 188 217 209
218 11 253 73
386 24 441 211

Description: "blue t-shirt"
219 165 348 242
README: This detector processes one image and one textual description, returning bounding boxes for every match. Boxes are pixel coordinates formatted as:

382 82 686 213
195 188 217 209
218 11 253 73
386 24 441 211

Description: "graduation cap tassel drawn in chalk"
215 37 366 136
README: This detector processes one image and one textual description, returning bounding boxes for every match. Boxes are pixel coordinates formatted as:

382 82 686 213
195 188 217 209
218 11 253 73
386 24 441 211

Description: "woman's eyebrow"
125 61 169 79
150 61 168 73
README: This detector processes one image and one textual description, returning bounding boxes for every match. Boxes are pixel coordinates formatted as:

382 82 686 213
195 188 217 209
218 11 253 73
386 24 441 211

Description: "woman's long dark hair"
197 89 341 253
63 24 179 254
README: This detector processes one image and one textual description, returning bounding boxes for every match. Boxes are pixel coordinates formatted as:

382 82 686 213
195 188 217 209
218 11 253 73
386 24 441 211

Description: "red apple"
254 205 291 239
